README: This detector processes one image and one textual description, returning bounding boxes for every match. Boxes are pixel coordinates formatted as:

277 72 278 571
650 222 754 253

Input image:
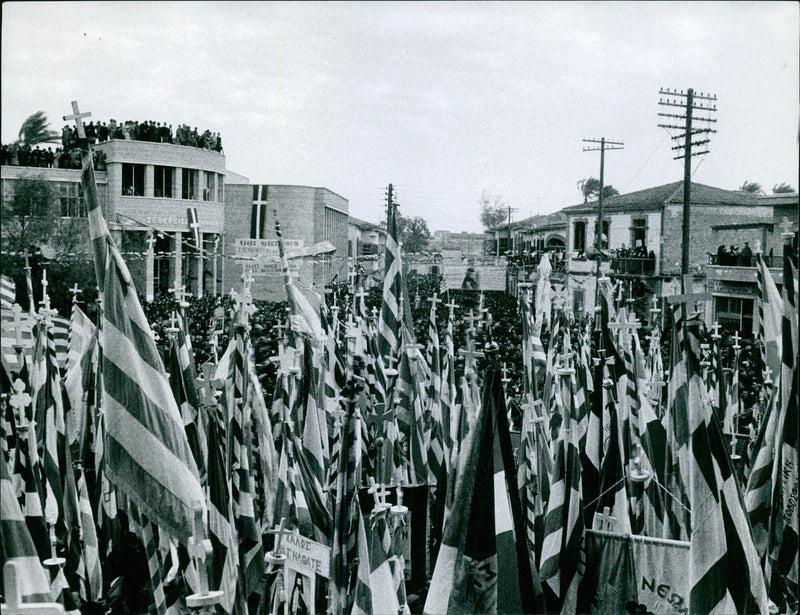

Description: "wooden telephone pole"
658 88 717 282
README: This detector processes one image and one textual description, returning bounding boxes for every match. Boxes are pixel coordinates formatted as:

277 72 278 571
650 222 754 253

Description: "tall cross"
429 292 441 313
67 283 82 307
731 331 742 353
63 100 91 139
184 504 224 609
445 298 459 319
710 321 722 341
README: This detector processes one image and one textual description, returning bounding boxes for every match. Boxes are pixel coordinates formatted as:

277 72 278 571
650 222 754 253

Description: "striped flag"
680 315 769 615
764 239 798 611
77 111 205 542
13 423 49 561
425 361 540 614
756 252 784 381
330 373 363 615
0 447 53 604
377 200 402 362
67 303 95 373
594 394 632 534
187 206 201 251
1 274 16 309
538 411 585 615
1 308 69 374
206 402 239 613
352 505 400 615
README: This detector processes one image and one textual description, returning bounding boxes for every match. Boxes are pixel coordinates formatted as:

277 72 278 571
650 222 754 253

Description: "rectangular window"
58 182 86 217
715 296 755 334
573 288 585 315
154 166 173 198
573 221 586 252
217 173 224 202
203 171 215 201
182 168 196 200
121 163 145 196
631 218 647 251
600 220 610 248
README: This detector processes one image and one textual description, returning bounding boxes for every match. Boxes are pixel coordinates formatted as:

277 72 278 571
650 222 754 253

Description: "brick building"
224 184 349 301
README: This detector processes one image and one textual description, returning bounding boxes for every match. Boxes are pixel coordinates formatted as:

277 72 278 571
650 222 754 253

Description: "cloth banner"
579 530 689 615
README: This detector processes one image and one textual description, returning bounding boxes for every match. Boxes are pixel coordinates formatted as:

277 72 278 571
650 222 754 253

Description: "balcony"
609 256 657 277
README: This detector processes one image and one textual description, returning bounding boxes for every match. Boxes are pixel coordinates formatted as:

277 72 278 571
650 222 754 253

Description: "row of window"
572 218 648 252
121 164 223 202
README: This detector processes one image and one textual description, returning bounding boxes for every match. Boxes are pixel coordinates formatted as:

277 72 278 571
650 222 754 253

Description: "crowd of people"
1 120 222 170
0 143 107 170
715 242 755 267
60 120 223 152
610 240 656 274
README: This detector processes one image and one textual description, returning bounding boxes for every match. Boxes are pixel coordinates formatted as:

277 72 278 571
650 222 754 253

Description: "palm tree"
739 180 765 195
772 182 796 194
577 177 620 202
15 111 59 148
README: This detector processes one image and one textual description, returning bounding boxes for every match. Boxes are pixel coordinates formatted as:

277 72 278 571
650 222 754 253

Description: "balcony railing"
708 254 776 267
610 256 657 276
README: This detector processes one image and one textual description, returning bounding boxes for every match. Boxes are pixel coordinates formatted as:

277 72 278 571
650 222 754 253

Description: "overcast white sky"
2 1 798 232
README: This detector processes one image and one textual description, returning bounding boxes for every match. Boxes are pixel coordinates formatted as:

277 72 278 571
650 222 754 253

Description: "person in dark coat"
741 241 753 267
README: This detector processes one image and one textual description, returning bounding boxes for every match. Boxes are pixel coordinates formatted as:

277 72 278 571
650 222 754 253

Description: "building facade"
224 184 349 302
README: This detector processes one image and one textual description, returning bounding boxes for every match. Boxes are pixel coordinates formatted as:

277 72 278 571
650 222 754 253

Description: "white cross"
780 216 795 236
146 232 157 251
650 295 661 316
67 283 82 306
10 304 25 347
731 331 741 353
367 477 390 510
185 504 224 609
710 321 722 340
269 343 300 375
63 100 91 139
763 366 773 386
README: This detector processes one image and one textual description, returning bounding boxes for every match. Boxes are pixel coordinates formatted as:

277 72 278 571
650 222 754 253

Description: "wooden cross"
366 406 395 438
9 304 25 347
710 321 722 341
9 379 32 427
780 216 795 237
382 354 399 378
354 286 368 308
68 283 82 306
146 232 157 252
185 504 224 610
197 363 217 405
63 100 91 139
458 338 485 370
429 292 441 312
403 342 425 361
594 506 617 532
444 298 459 318
501 363 512 385
269 343 300 375
763 366 773 386
731 331 741 352
465 309 478 334
367 477 390 511
40 268 48 304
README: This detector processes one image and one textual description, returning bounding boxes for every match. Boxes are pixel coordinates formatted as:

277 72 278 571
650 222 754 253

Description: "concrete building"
2 134 349 304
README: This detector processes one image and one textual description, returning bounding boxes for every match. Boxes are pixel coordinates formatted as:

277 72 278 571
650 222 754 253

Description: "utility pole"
506 204 518 254
658 88 717 283
582 137 624 309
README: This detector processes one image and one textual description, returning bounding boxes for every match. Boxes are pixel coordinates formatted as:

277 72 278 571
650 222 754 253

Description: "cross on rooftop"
63 100 91 139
